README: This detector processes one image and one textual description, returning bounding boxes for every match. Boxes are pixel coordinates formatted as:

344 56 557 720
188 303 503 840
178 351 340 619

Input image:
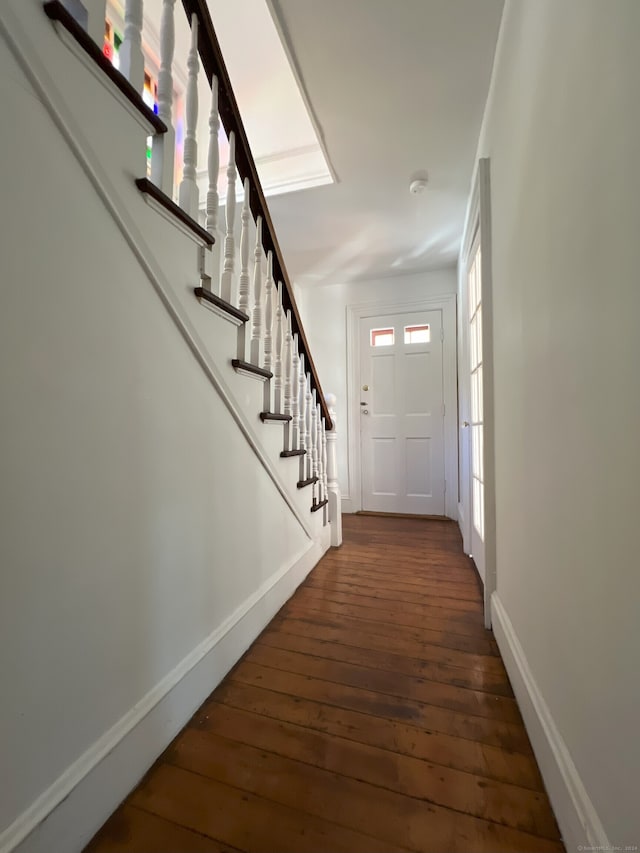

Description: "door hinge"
440 327 444 342
441 403 445 417
444 479 447 493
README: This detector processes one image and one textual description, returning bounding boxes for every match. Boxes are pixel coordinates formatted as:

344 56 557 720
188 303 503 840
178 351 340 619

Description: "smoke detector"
409 176 428 195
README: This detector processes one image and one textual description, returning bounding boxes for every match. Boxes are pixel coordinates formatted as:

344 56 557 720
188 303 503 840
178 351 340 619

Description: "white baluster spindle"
178 14 199 218
273 282 284 413
220 132 236 304
324 393 342 546
119 0 144 92
290 334 300 451
304 373 313 480
250 217 263 365
311 389 319 504
262 252 274 410
151 0 176 195
321 417 329 523
205 75 220 234
282 310 293 447
236 178 251 360
297 353 306 478
316 405 324 504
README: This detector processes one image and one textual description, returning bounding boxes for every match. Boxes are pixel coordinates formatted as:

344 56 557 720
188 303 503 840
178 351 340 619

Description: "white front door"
468 235 486 581
359 311 445 515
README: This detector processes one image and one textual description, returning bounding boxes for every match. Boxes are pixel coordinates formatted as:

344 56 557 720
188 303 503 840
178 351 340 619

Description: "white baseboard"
5 530 330 853
491 593 609 852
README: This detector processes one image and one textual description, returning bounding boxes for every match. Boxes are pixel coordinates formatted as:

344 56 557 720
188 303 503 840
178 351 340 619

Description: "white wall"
468 0 640 845
0 5 327 850
296 270 456 510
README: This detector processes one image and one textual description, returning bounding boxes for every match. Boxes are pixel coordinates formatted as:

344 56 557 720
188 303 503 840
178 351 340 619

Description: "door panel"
360 310 445 515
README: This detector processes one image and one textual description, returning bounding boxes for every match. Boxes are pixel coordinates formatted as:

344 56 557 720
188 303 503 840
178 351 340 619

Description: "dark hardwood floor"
86 515 563 853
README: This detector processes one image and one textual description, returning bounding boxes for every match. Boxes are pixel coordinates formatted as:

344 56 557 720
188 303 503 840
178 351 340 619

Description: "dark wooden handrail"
180 0 332 429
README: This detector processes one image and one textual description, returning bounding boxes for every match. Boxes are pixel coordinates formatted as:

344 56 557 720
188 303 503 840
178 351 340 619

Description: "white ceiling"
261 0 504 286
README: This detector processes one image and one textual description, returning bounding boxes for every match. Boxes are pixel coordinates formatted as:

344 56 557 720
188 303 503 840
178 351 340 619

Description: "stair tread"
280 449 306 458
311 498 329 513
297 477 318 489
136 179 214 246
260 412 292 422
231 360 273 380
195 288 248 323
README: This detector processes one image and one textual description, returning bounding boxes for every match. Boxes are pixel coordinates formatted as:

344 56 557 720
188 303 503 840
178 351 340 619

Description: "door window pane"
371 328 394 347
404 324 430 344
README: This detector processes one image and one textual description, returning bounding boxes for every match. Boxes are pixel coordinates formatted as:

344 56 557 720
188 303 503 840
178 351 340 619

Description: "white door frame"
459 158 496 628
346 294 458 518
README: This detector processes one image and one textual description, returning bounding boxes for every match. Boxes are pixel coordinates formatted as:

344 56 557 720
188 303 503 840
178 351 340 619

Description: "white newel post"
151 0 176 196
273 282 284 413
237 178 251 359
220 132 236 304
290 334 300 451
250 217 263 365
324 393 342 546
119 0 144 92
178 14 199 218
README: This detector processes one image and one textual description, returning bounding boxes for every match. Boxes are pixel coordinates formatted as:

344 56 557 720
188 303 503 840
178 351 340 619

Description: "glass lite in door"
469 242 484 543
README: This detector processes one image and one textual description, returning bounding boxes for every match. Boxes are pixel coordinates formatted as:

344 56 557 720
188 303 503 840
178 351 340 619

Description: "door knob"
462 421 470 427
362 384 369 391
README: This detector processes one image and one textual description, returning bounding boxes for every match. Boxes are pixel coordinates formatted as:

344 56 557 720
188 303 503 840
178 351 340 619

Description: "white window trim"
459 157 496 628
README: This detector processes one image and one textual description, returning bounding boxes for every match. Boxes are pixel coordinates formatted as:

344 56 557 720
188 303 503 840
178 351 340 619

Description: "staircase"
0 2 341 851
39 0 339 531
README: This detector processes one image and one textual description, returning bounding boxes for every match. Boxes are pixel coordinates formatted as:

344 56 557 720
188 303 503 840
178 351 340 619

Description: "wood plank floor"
86 515 563 853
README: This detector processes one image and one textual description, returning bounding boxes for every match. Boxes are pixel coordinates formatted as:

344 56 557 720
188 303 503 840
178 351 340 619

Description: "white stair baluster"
316 403 322 501
321 417 328 522
151 0 176 195
205 75 219 234
237 178 251 314
298 354 306 476
178 14 199 218
119 0 144 92
250 217 263 365
282 311 293 446
311 390 319 504
316 405 324 503
324 393 342 546
305 374 313 480
220 132 236 304
290 334 300 451
273 282 284 413
236 178 251 360
262 252 274 410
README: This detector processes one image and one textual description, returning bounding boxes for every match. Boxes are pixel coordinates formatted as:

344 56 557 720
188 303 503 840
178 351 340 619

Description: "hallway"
87 515 563 853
